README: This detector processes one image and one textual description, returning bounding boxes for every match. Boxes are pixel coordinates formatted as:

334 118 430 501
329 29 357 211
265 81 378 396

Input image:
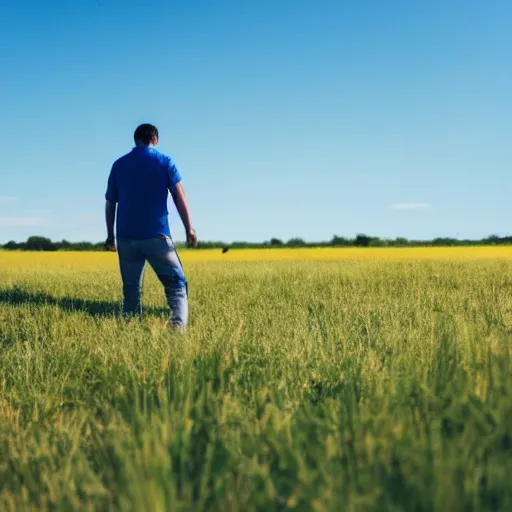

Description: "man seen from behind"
104 123 197 328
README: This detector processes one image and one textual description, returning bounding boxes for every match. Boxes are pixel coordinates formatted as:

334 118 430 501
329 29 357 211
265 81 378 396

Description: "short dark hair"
134 123 159 145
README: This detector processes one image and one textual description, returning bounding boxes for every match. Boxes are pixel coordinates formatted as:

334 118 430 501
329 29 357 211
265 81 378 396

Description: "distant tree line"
3 234 512 252
2 236 105 252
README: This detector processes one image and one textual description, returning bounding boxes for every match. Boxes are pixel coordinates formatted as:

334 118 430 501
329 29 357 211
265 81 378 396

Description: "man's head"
134 123 159 147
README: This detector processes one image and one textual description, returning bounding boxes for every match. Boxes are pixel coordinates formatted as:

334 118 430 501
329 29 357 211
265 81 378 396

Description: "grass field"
1 248 512 511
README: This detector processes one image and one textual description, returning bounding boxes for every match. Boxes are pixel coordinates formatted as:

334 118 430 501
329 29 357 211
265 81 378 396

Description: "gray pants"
116 236 188 327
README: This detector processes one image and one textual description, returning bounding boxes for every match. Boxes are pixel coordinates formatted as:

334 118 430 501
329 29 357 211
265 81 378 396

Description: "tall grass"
1 253 511 510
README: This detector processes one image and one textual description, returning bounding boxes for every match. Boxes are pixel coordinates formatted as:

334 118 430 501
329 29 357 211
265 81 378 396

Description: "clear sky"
1 0 511 243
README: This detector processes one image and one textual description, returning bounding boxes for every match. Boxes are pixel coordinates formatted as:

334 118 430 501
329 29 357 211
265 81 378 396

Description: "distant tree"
432 237 458 246
483 234 500 245
369 237 386 247
25 236 57 251
58 239 72 249
286 237 306 247
69 241 94 251
196 241 224 249
394 237 409 246
330 235 350 246
231 241 251 249
354 234 372 247
3 240 22 250
270 238 283 246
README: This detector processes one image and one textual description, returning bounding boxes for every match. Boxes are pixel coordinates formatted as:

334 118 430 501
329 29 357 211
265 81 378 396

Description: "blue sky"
1 0 511 243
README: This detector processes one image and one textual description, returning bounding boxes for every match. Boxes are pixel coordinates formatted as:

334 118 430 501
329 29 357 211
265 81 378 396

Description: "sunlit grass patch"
1 250 511 510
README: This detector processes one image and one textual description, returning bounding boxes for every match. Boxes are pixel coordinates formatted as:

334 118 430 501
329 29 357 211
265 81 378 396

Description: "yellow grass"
2 246 512 273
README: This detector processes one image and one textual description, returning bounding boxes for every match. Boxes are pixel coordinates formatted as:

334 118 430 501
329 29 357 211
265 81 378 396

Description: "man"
104 123 197 328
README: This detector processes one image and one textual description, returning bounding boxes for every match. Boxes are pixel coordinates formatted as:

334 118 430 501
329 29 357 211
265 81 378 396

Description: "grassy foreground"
1 249 512 511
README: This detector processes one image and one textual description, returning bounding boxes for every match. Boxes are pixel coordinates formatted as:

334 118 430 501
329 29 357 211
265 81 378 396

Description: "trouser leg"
117 239 146 316
143 237 188 327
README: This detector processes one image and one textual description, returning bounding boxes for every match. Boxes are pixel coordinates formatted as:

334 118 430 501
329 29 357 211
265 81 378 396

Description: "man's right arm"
105 200 117 251
105 165 118 251
171 183 197 248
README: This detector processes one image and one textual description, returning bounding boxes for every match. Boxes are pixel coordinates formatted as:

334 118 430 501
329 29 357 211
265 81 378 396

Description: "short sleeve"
166 157 182 192
105 165 118 202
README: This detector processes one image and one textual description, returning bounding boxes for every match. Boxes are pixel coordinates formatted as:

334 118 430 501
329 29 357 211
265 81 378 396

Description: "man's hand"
186 228 197 248
105 237 116 252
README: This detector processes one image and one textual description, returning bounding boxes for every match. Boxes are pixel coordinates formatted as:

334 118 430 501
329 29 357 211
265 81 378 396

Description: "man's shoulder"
111 148 173 171
112 151 134 169
148 148 173 165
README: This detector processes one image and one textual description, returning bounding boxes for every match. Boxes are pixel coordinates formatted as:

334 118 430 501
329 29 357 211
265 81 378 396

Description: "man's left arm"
166 157 197 248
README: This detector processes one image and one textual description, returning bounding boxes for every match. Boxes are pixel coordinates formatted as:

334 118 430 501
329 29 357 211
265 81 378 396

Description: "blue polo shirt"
105 146 182 239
